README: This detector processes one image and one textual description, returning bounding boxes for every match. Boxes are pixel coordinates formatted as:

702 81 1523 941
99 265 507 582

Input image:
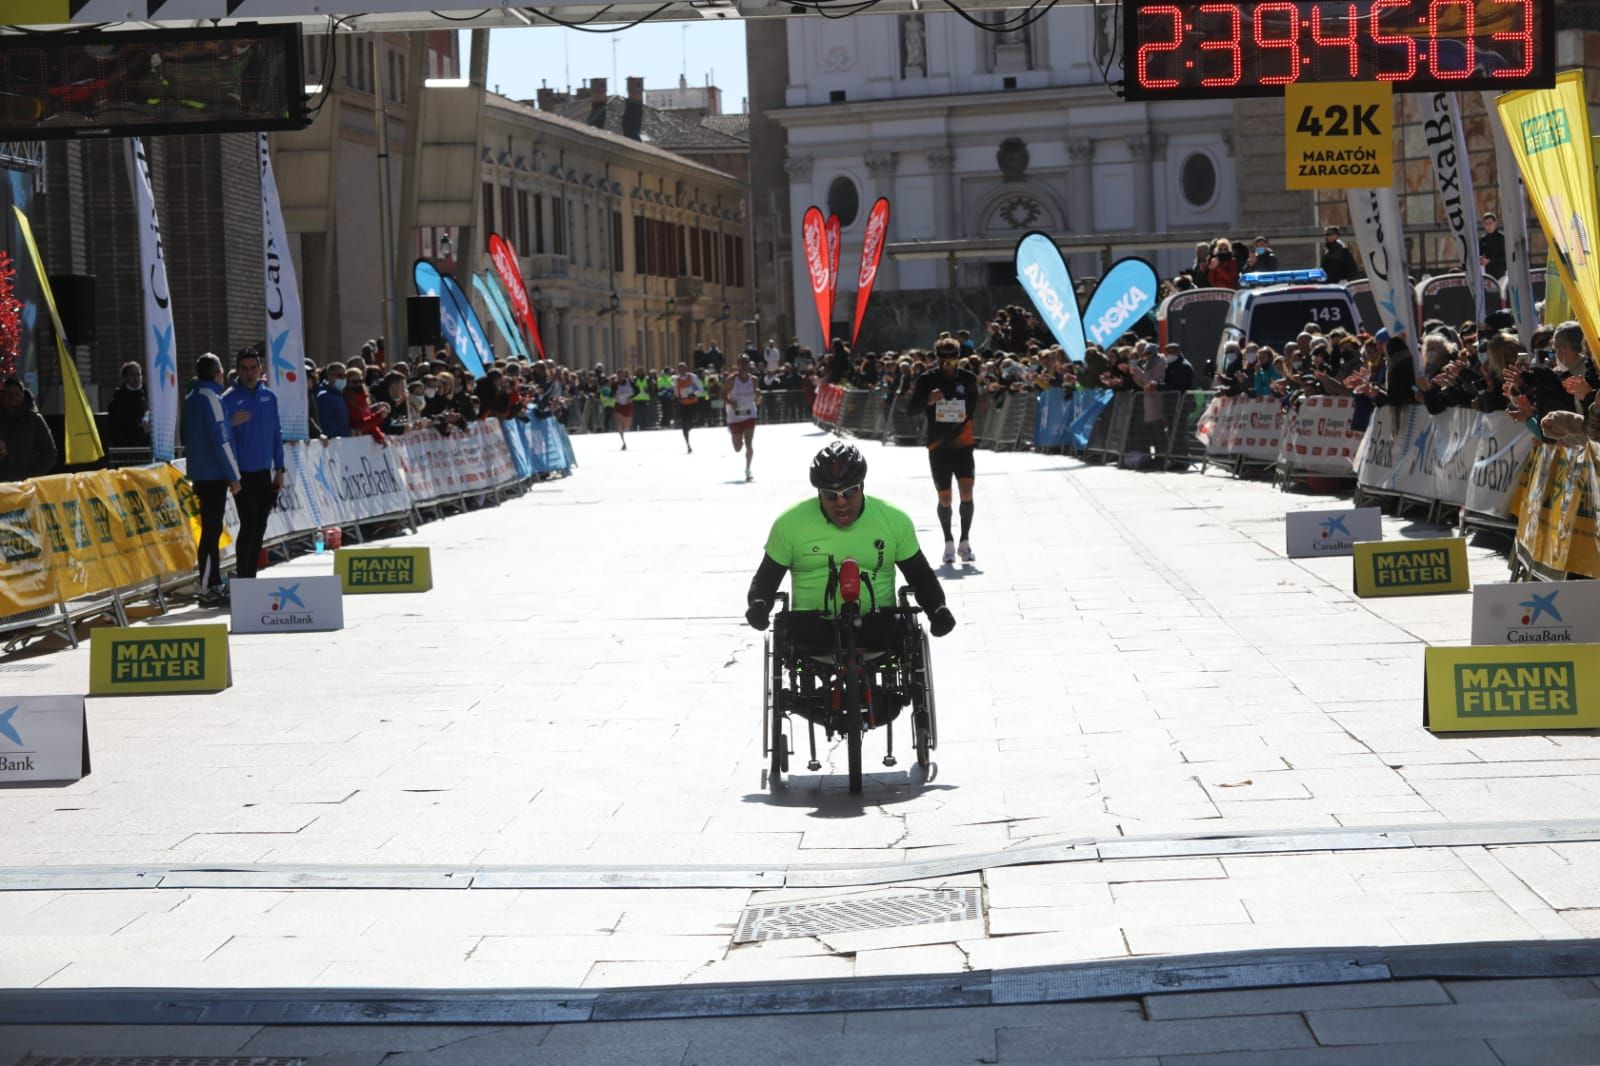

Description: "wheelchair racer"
745 442 956 724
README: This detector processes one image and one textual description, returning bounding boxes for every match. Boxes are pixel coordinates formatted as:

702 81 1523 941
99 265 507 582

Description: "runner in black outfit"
906 335 981 565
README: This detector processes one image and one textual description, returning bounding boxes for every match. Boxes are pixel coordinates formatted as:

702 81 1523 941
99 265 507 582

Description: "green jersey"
763 496 921 614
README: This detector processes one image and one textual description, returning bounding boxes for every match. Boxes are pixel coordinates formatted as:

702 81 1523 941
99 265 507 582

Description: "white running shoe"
942 541 956 565
958 540 976 563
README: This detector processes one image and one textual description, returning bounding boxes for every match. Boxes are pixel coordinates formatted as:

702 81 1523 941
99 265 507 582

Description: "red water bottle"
839 558 861 604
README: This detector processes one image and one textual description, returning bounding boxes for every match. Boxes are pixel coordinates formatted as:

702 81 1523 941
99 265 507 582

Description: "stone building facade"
764 8 1248 352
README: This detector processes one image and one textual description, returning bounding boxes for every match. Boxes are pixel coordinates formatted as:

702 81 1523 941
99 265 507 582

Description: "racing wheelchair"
761 558 939 794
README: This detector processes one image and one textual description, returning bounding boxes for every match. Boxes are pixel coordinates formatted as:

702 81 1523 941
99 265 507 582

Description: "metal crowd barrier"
837 386 1216 468
562 390 813 434
820 387 1049 453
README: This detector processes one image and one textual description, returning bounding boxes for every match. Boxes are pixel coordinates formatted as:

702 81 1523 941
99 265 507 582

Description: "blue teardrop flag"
1014 232 1084 363
1082 257 1159 349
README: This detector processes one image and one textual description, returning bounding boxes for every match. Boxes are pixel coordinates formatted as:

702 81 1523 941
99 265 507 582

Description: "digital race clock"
1122 0 1554 100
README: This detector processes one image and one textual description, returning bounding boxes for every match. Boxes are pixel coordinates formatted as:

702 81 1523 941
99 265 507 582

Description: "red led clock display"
1122 0 1553 100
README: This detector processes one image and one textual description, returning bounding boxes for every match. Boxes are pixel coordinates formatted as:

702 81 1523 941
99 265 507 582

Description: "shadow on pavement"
746 764 955 818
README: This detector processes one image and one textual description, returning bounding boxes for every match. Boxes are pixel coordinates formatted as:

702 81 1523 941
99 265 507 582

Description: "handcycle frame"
762 584 938 794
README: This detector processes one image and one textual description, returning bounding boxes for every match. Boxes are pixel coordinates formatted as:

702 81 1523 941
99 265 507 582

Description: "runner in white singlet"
724 354 761 482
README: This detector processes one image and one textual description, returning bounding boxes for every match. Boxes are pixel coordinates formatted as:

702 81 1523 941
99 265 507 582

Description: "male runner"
724 354 760 481
906 336 980 564
673 361 704 453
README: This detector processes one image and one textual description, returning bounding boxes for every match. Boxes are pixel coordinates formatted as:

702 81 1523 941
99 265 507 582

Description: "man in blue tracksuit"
180 353 242 605
222 346 285 582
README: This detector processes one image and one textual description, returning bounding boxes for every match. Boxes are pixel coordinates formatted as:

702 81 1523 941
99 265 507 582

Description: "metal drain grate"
734 888 981 944
0 663 47 672
21 1059 306 1066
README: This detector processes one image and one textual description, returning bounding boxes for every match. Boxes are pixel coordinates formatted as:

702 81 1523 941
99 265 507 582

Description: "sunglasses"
818 483 863 504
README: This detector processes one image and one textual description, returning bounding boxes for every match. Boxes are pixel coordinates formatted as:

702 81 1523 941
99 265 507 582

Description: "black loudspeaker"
406 295 442 348
48 274 95 346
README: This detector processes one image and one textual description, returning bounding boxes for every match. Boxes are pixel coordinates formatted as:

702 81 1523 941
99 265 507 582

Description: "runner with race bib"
725 354 761 481
907 335 981 565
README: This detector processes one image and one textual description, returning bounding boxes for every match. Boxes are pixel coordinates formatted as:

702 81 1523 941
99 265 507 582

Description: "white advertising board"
1285 507 1383 558
0 695 89 786
1470 581 1600 647
229 575 346 634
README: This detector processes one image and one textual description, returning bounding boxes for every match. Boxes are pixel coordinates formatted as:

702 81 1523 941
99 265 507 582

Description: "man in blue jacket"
314 361 351 438
222 346 285 582
180 353 242 606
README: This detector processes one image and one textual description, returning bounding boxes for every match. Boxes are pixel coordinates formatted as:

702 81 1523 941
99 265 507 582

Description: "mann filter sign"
0 695 90 787
1285 506 1382 558
336 546 432 594
230 575 345 634
1471 581 1600 646
1353 537 1470 598
89 624 231 695
1425 644 1600 732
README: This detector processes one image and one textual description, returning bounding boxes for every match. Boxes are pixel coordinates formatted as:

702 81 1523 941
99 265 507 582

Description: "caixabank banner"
89 624 230 695
1353 537 1470 598
1425 644 1600 732
0 695 89 787
336 546 432 594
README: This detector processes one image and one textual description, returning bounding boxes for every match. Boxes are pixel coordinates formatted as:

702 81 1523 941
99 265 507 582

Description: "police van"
1217 269 1361 368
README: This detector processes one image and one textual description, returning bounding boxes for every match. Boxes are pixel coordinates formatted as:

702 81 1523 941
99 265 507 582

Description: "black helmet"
810 441 867 490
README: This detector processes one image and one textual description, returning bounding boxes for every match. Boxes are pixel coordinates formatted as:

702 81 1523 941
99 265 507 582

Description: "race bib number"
935 399 966 424
733 402 757 420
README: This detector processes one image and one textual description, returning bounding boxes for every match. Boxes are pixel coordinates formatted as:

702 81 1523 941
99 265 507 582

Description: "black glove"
929 605 956 638
745 599 771 631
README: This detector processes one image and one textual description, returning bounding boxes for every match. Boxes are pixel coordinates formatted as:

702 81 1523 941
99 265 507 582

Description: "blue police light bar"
1241 269 1328 287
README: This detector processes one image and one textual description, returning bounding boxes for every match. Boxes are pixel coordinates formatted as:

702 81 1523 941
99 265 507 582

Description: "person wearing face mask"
1246 236 1278 273
1159 343 1196 392
314 362 351 438
1515 321 1599 432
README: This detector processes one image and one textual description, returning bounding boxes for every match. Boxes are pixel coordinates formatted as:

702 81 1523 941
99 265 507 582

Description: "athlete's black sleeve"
906 372 931 414
896 550 946 612
747 553 787 608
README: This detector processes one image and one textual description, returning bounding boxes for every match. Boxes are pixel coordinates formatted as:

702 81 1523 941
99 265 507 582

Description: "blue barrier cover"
1068 389 1116 449
1034 388 1072 448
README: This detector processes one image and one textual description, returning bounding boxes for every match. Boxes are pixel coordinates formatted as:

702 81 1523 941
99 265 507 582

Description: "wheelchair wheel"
843 652 864 794
765 635 787 779
911 624 938 765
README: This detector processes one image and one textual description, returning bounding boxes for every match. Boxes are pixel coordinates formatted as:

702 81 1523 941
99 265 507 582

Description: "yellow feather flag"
12 206 103 465
1496 73 1600 351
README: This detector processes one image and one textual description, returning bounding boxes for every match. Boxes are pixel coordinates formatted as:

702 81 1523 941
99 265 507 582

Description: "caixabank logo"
1507 590 1572 643
1315 514 1352 552
260 583 314 627
0 705 32 774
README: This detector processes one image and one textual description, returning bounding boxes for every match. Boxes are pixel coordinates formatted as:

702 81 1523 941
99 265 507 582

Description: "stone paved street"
2 422 1598 1061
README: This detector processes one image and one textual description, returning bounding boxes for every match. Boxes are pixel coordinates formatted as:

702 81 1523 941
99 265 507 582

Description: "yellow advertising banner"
1285 83 1393 191
1425 644 1600 732
336 546 433 594
1512 441 1600 578
0 479 57 617
90 623 230 696
1497 73 1600 354
0 464 198 620
1353 537 1471 597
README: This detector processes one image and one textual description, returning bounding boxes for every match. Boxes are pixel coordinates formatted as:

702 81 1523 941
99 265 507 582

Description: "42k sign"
1285 82 1393 190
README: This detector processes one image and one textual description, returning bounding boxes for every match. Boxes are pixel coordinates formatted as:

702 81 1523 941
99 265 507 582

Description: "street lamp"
530 284 541 308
